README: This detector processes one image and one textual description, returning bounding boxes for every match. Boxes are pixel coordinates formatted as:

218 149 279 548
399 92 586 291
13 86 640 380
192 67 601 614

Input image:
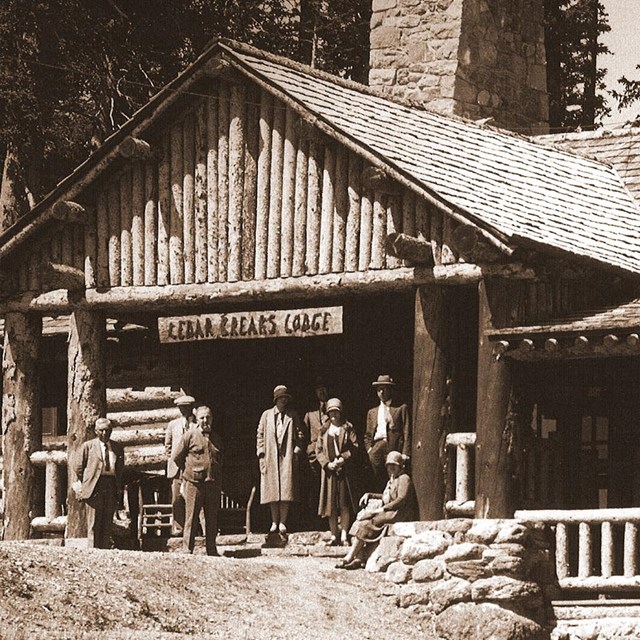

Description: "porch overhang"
486 298 640 360
0 263 534 314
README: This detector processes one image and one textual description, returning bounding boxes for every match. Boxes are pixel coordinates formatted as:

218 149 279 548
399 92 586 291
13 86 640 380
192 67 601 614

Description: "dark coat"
303 404 329 465
257 406 305 504
73 438 124 500
316 421 359 517
364 403 411 457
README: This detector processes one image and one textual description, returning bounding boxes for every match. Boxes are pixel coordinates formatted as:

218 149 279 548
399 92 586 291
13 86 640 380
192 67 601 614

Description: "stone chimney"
369 0 549 134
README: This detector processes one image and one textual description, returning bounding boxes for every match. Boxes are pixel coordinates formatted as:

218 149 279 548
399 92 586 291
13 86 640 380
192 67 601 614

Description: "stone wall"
369 0 549 134
366 518 557 639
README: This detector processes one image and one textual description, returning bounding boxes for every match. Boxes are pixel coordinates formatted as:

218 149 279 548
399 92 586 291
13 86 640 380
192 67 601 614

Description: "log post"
45 461 63 519
475 277 526 518
2 312 42 539
412 285 450 519
66 310 107 539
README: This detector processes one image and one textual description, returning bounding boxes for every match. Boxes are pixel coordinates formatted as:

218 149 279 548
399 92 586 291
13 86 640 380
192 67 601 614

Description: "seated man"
336 451 415 570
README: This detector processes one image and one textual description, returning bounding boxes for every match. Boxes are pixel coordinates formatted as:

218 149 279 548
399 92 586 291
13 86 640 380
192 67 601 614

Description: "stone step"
159 530 350 558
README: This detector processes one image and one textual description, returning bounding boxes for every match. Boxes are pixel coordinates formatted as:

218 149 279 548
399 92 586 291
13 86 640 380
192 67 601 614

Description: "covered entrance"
164 292 415 531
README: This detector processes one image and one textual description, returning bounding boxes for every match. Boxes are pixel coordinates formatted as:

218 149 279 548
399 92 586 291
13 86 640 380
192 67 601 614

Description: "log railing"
444 432 476 517
516 508 640 592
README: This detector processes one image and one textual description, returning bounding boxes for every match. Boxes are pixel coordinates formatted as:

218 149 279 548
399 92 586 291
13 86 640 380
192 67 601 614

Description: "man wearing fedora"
257 385 305 540
165 395 196 536
302 376 330 527
364 375 411 492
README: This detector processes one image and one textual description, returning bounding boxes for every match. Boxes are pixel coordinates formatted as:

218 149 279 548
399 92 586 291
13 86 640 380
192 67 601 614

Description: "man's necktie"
104 444 111 471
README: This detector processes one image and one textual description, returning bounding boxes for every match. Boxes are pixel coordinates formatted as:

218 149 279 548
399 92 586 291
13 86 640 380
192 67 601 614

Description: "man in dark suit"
302 377 330 526
173 405 223 555
364 375 411 492
73 417 124 549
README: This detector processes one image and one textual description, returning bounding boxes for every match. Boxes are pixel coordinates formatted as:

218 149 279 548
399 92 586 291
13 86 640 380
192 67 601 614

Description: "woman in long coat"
256 385 305 536
316 398 359 546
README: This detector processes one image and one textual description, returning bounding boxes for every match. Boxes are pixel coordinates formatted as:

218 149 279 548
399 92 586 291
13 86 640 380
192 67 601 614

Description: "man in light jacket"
173 405 223 555
164 395 196 535
73 417 124 549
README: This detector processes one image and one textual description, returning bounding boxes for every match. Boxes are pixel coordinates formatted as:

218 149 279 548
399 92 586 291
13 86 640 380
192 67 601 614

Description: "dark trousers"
171 477 186 534
183 480 220 555
368 440 389 494
86 476 117 549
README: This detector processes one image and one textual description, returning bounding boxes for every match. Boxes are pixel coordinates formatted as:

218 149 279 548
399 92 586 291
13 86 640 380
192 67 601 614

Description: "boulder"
471 576 542 608
386 561 413 584
495 523 529 544
412 559 445 583
435 602 549 640
396 583 433 608
444 543 487 561
466 520 502 544
488 555 525 577
428 577 472 614
400 530 452 564
365 536 404 573
433 519 473 535
447 560 491 582
488 543 527 558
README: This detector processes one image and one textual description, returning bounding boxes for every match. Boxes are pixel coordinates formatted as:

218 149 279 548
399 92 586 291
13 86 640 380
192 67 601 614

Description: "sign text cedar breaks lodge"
158 307 343 343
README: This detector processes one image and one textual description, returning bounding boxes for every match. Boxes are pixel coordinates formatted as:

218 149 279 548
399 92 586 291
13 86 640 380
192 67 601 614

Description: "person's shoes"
335 558 352 569
327 536 339 547
278 523 287 535
344 558 363 570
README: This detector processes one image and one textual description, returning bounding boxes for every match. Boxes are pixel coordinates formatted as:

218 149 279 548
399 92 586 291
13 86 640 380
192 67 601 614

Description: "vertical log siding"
10 79 470 293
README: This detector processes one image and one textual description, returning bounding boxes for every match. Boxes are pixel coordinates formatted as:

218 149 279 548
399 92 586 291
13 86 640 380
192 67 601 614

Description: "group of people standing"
72 373 416 567
257 374 414 553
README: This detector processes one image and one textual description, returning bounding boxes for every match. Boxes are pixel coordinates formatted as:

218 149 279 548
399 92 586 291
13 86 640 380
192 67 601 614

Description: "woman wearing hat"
256 385 305 539
316 398 359 546
336 450 415 570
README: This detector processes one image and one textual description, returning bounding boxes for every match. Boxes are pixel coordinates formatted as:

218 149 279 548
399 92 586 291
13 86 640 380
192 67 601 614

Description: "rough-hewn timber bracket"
119 136 155 160
450 224 503 263
41 262 86 292
489 331 640 361
51 201 91 225
361 166 400 195
386 233 434 265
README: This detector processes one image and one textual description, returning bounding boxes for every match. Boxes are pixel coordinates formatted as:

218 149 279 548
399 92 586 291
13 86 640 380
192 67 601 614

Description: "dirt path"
0 543 437 640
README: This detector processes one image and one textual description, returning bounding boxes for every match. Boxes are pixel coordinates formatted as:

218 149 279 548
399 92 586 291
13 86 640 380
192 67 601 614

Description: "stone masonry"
369 0 549 134
366 519 558 639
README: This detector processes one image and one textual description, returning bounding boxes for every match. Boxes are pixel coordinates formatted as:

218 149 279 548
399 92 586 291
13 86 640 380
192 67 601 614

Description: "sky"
600 0 640 125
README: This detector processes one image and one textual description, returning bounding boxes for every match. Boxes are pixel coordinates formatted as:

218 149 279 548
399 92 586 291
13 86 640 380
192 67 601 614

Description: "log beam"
66 310 107 539
52 201 89 225
475 278 526 518
451 224 502 263
42 262 86 291
2 312 42 539
386 233 435 265
361 166 399 194
119 136 154 160
0 264 537 313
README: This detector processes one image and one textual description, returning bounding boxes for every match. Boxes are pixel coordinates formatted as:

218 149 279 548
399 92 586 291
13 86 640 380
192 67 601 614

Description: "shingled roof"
3 40 640 277
537 127 640 200
225 42 640 276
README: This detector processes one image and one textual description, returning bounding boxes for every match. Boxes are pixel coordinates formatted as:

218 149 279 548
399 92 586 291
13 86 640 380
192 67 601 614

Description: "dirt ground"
0 542 437 640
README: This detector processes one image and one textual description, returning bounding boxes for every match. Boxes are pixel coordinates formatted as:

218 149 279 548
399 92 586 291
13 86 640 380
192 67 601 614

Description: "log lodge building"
3 0 640 602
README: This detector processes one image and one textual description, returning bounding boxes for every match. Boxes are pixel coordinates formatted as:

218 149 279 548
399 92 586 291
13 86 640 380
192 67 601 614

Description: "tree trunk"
475 277 526 518
412 285 450 519
2 312 42 539
66 310 107 539
298 0 318 67
0 145 29 232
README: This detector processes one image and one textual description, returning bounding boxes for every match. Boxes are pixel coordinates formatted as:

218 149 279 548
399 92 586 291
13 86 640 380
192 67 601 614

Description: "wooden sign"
158 306 343 343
